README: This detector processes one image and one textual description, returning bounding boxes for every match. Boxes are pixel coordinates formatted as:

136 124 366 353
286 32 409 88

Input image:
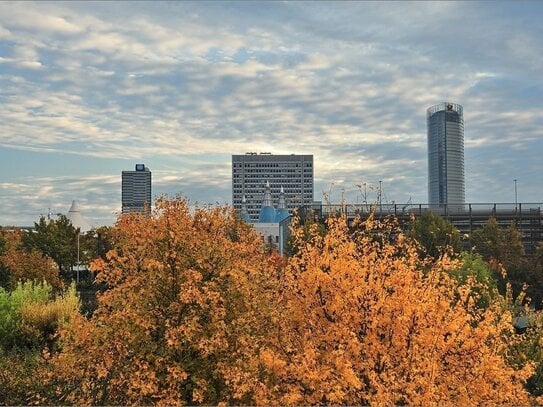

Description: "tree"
408 210 462 259
470 218 543 307
260 215 532 405
471 218 524 271
0 234 9 288
450 252 500 309
33 201 539 404
0 230 61 290
85 226 114 261
43 198 280 405
22 215 78 277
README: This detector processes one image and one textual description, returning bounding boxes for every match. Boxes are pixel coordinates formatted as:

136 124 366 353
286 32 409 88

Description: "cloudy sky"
1 1 542 226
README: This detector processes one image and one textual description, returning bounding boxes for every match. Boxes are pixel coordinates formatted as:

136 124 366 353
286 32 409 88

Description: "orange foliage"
259 215 532 405
0 230 61 289
40 200 534 405
45 198 280 405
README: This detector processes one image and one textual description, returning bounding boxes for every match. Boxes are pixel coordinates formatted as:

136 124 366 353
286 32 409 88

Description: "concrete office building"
122 164 152 215
427 102 465 207
232 153 314 222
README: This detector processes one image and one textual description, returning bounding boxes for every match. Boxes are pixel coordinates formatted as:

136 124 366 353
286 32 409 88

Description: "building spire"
240 195 250 222
262 180 273 208
278 185 286 209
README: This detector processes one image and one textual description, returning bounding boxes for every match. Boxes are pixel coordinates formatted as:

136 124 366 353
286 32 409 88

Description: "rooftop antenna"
402 197 412 212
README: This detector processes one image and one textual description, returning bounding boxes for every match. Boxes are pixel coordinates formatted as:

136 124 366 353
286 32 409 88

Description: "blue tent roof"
258 206 277 223
275 208 290 223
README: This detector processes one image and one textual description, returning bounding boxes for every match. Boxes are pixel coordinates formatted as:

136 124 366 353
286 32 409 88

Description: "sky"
1 1 542 227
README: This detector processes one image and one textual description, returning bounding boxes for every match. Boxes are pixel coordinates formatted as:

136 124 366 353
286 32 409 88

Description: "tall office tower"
232 153 314 222
427 102 465 207
122 164 152 215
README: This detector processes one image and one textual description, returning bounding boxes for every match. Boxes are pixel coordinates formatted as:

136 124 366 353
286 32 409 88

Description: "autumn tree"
259 214 532 405
408 210 462 259
43 198 280 405
0 230 61 290
34 200 540 405
22 215 78 277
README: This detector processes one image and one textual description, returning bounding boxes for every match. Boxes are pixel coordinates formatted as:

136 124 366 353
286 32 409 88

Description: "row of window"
233 168 312 173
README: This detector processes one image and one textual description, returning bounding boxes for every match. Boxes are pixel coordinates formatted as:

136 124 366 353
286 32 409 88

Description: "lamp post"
514 179 518 212
76 229 80 284
379 180 383 213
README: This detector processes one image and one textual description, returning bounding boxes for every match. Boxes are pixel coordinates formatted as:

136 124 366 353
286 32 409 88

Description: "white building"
232 153 313 222
242 182 291 256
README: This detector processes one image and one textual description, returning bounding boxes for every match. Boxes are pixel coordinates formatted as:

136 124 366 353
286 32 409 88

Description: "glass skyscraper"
427 102 465 207
122 164 152 215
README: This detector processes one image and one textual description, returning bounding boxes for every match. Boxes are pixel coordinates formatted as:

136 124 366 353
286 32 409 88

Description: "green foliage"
0 281 80 405
22 215 78 275
0 281 79 352
470 219 543 307
408 211 462 259
508 311 543 398
450 252 499 308
78 226 114 265
0 235 9 289
471 218 524 270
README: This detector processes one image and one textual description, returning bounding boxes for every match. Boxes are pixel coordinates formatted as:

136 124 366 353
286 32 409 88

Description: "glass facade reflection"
427 102 465 206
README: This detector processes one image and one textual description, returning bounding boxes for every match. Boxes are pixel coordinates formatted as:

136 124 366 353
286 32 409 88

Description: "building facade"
122 164 152 215
427 102 465 207
232 153 314 222
251 182 291 256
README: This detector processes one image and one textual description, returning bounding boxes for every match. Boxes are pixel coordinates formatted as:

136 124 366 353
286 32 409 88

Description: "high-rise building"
427 102 465 207
232 153 314 222
122 164 152 215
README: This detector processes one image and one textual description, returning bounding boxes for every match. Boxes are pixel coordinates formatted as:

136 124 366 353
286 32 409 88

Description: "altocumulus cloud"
0 1 542 226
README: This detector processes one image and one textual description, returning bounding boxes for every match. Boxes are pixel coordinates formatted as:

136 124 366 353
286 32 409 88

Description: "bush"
0 281 79 351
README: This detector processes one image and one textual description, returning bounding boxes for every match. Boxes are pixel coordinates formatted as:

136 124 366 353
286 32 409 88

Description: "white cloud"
1 2 542 225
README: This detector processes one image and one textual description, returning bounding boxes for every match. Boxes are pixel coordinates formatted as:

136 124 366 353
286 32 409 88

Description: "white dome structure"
66 200 91 233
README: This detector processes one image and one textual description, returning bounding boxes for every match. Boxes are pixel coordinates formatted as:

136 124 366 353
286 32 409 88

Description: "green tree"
470 218 543 308
471 218 524 270
22 215 78 277
408 211 462 259
450 252 500 308
0 234 9 289
87 226 114 261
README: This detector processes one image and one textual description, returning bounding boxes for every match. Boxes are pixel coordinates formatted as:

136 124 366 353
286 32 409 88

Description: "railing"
299 203 543 219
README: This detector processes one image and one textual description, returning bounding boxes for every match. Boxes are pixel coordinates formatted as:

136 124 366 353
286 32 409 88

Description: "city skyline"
1 2 542 227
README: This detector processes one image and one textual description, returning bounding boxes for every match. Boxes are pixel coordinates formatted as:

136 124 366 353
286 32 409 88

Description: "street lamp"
514 179 518 211
379 180 383 212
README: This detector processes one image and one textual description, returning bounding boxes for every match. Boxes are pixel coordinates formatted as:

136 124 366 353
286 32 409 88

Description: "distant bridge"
298 203 543 256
